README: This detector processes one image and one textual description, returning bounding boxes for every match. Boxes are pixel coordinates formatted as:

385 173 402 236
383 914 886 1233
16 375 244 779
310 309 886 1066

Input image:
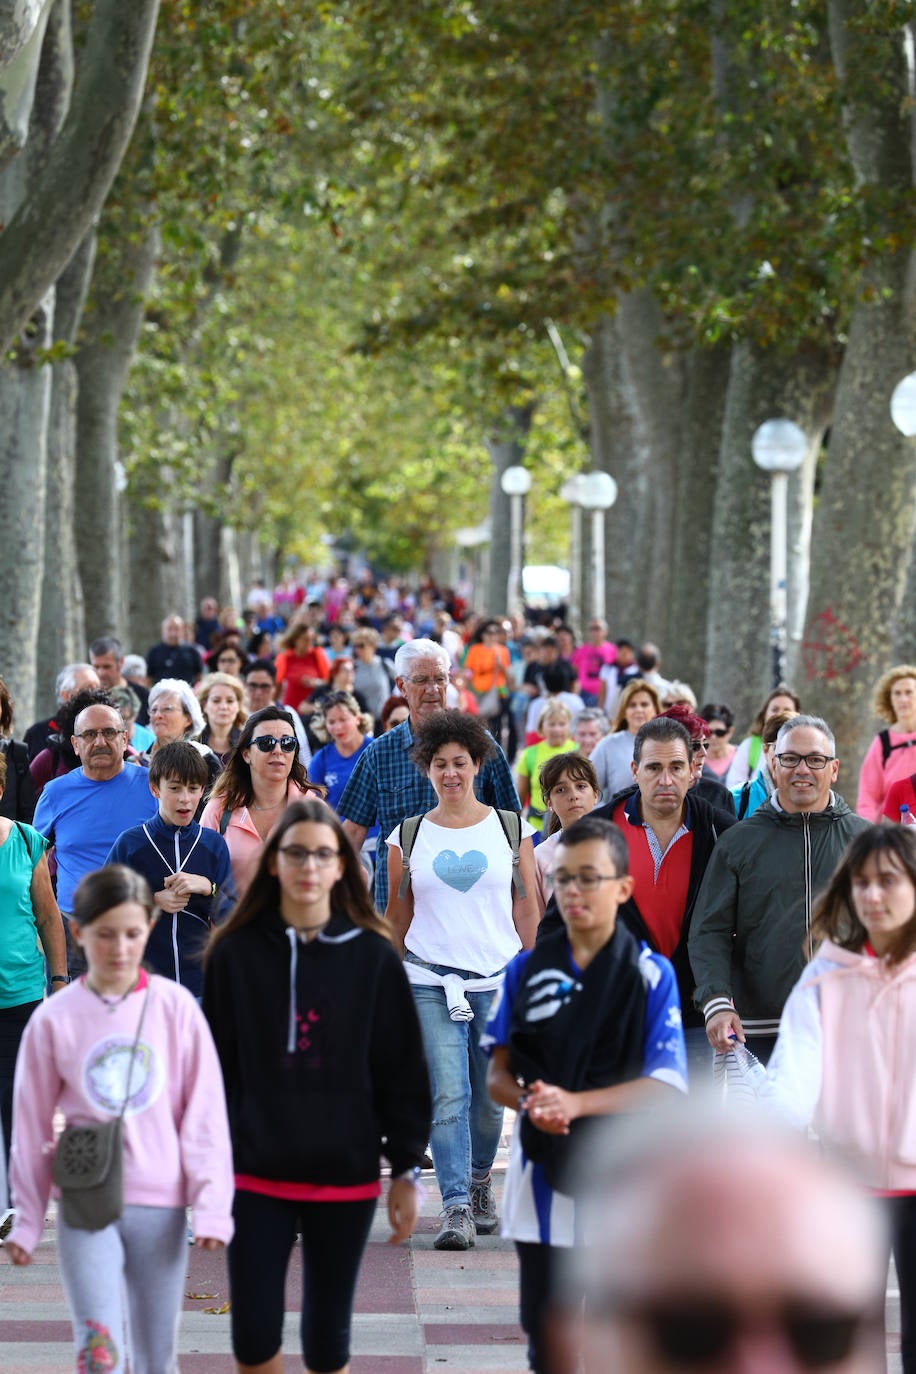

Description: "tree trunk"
806 1 916 795
582 313 650 642
667 343 730 692
483 403 535 616
0 0 159 353
704 342 835 731
74 220 159 641
0 0 70 723
36 229 95 713
126 494 182 656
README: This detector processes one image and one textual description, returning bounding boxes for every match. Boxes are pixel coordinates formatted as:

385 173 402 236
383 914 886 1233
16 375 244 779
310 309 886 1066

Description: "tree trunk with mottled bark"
804 1 915 797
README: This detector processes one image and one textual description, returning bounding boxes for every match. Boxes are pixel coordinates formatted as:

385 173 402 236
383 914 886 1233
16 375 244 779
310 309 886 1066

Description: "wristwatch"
50 974 70 985
393 1166 422 1184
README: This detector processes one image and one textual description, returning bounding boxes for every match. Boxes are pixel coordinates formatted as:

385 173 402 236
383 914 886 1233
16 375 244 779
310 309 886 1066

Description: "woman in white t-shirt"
386 711 537 1254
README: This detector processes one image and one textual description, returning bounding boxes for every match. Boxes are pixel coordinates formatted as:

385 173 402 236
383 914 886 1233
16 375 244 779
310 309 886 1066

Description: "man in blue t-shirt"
33 700 158 975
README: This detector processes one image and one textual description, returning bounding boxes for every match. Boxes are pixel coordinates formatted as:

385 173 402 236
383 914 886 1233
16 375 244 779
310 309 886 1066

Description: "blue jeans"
408 959 504 1210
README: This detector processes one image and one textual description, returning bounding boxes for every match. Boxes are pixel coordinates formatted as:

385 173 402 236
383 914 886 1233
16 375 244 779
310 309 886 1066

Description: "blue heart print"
433 848 488 893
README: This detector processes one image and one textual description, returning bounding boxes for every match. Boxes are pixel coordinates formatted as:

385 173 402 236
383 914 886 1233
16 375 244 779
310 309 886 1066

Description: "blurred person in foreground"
558 1102 888 1374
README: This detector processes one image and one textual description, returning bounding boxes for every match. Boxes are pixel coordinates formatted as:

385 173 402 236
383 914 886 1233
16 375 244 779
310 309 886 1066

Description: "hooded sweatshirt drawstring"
286 926 299 1053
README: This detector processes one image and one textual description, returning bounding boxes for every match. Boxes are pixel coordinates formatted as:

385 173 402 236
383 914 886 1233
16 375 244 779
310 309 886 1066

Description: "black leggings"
0 1000 40 1179
889 1194 916 1374
228 1189 376 1371
516 1240 571 1374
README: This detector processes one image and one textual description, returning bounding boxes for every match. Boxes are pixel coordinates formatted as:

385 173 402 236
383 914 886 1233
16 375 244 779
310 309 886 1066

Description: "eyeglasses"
149 704 182 716
550 872 620 892
277 845 340 867
251 734 298 753
74 727 124 742
246 680 274 692
707 726 729 737
691 739 710 753
775 752 834 771
404 675 449 689
595 1294 879 1368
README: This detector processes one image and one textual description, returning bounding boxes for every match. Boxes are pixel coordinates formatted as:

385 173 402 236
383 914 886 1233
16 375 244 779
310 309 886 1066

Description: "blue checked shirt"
338 718 521 911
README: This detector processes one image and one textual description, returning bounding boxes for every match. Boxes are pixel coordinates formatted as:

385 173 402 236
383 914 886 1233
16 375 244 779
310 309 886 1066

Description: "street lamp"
560 474 587 630
751 418 807 688
890 372 916 438
500 465 532 618
577 470 618 622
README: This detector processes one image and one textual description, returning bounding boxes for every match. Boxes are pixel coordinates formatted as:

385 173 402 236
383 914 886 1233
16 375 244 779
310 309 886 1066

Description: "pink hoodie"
767 940 916 1191
9 973 234 1254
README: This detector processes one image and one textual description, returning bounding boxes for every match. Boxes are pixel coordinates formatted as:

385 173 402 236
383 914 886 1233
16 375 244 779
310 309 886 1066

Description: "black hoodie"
203 908 432 1185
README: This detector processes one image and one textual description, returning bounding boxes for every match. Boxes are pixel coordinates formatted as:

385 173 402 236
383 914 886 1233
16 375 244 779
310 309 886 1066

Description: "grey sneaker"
469 1176 498 1235
434 1205 476 1251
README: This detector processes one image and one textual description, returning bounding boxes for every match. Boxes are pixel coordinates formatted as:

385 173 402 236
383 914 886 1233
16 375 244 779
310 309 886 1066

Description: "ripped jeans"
410 963 505 1210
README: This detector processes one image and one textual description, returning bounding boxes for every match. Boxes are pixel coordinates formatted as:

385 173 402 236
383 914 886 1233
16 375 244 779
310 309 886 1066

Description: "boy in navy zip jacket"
107 741 235 995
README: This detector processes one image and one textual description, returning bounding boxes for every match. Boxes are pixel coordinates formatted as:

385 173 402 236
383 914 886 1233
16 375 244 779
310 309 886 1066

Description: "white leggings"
57 1203 187 1373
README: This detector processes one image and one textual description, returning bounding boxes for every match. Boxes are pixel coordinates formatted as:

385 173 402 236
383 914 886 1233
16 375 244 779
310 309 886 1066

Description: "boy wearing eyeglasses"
482 815 686 1374
107 741 235 997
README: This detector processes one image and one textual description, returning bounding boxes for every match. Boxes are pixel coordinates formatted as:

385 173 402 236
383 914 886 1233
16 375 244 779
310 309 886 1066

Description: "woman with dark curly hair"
386 710 537 1252
200 706 324 898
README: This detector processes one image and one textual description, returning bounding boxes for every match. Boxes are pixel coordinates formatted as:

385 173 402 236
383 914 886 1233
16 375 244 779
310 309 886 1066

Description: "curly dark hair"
409 709 497 770
60 689 117 741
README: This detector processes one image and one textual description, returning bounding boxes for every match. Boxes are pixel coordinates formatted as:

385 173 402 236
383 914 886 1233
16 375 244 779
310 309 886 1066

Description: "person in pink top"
200 705 325 897
570 618 617 707
857 665 916 821
766 824 916 1372
5 864 233 1374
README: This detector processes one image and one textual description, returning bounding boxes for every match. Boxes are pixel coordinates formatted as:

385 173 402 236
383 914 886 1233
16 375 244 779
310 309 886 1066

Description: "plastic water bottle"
900 805 916 827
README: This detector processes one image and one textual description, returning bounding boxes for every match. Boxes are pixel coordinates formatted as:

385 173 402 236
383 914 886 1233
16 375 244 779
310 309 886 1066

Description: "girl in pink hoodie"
5 864 234 1374
767 825 916 1372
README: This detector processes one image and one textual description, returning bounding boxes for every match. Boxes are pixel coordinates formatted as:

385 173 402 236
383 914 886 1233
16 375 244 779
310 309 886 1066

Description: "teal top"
0 822 47 1008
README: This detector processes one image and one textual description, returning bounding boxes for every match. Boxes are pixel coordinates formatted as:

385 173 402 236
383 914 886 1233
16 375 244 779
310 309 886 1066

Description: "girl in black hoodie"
203 799 431 1374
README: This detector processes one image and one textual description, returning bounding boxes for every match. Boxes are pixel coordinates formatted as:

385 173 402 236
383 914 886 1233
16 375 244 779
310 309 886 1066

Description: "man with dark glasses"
565 1105 887 1372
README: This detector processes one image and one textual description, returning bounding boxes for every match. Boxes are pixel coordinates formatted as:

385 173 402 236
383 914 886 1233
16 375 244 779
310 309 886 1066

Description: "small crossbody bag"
51 983 150 1232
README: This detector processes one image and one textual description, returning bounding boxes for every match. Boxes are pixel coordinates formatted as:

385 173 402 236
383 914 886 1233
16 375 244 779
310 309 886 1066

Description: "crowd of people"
0 571 914 1373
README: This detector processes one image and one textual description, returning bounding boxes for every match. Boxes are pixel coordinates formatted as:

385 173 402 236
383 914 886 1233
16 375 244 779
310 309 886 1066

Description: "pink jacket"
9 973 234 1254
857 730 916 822
767 940 916 1190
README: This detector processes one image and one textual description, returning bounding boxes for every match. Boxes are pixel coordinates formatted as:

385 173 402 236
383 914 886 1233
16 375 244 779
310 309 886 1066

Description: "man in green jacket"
688 715 869 1062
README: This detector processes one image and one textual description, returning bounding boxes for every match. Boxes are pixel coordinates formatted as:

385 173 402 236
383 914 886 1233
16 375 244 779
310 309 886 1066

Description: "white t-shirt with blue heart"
387 809 535 976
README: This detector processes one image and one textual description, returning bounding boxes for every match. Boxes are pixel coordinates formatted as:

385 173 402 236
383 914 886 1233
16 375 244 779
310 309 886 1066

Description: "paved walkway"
0 1135 528 1373
0 1128 904 1372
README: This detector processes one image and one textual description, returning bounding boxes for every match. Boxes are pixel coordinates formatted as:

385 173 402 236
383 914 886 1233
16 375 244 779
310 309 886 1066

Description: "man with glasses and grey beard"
33 698 157 974
560 1103 887 1374
689 715 869 1064
339 638 520 912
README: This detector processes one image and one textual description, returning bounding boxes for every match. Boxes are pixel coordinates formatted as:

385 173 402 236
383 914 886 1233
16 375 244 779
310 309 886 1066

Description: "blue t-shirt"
308 738 378 840
33 765 159 912
0 822 48 1008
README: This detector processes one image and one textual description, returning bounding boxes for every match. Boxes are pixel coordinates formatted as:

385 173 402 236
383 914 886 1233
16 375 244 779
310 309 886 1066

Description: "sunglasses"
250 734 297 753
600 1296 878 1368
707 726 729 737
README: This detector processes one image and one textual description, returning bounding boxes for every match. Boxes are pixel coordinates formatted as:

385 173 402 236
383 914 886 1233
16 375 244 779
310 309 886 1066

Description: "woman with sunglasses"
200 706 324 898
698 703 736 779
203 800 431 1374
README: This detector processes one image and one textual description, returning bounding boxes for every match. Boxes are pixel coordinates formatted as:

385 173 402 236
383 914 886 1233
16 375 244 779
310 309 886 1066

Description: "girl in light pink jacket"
5 865 234 1374
767 824 916 1373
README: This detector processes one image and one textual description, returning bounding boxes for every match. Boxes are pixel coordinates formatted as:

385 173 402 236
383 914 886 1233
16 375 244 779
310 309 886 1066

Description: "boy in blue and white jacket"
107 741 235 995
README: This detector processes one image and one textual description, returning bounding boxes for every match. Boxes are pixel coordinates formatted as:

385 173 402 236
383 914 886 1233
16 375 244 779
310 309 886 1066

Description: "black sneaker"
469 1177 498 1235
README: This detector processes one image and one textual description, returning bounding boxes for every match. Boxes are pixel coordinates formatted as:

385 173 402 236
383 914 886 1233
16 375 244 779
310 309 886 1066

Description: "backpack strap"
396 814 424 900
493 808 527 898
880 729 916 765
737 781 753 821
219 807 231 836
